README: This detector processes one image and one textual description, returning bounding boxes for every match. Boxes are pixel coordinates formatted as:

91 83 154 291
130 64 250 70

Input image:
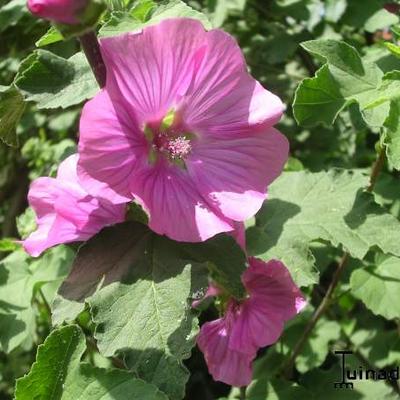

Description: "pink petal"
23 155 126 257
244 258 306 320
229 298 285 354
229 258 305 353
23 214 57 257
78 90 147 203
197 319 254 387
25 177 60 221
130 163 234 242
187 128 289 221
100 19 208 125
180 26 284 135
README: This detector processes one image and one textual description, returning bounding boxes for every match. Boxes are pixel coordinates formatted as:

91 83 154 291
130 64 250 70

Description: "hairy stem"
283 148 386 379
79 31 106 88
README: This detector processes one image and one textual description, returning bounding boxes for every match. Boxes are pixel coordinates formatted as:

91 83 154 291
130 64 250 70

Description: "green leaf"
0 246 73 353
181 234 246 299
293 39 400 128
293 64 347 127
324 0 347 23
0 0 28 33
384 41 400 59
53 222 212 399
63 364 169 400
15 325 168 400
100 0 212 37
15 325 86 400
0 85 25 146
14 51 98 109
130 0 157 21
350 254 400 320
149 0 212 28
342 0 397 32
281 316 341 372
207 0 247 27
229 379 311 400
351 328 400 368
35 27 64 47
364 8 399 33
383 97 400 170
247 227 317 287
99 11 142 37
16 207 37 239
248 170 400 287
0 238 19 253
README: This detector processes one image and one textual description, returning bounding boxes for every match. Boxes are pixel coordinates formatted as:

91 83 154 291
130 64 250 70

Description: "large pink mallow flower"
27 0 88 24
77 18 288 243
197 258 306 387
23 154 126 257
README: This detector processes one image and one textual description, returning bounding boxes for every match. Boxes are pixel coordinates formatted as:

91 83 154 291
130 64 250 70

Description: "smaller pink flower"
23 154 126 257
27 0 88 24
197 257 305 387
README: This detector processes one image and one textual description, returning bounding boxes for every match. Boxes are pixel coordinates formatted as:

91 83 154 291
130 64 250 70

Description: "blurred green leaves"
0 85 25 146
0 0 29 33
0 246 73 353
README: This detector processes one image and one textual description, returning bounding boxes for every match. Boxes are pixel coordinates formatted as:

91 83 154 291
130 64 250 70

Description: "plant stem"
282 148 386 379
282 252 349 378
79 30 106 88
38 287 52 316
86 335 126 369
367 148 385 192
239 386 246 400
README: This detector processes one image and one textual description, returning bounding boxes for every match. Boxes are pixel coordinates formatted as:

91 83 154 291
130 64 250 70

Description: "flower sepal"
54 0 106 39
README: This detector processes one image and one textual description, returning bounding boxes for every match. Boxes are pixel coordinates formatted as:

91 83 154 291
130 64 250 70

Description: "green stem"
239 386 246 400
38 287 52 316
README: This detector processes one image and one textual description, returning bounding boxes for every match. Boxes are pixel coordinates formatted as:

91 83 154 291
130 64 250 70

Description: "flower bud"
27 0 89 24
27 0 106 37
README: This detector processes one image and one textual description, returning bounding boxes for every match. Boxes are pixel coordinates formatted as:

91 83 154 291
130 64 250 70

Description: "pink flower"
77 18 288 243
23 154 126 257
27 0 88 24
197 257 305 386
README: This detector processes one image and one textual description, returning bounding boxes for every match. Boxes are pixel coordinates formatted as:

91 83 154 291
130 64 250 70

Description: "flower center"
144 110 194 167
153 133 192 159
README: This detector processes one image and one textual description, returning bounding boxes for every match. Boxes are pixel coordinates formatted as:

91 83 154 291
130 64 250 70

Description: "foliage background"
1 0 400 399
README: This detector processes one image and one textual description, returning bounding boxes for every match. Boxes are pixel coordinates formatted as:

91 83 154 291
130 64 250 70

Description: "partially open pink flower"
77 18 288 243
23 154 126 257
27 0 88 24
197 257 305 386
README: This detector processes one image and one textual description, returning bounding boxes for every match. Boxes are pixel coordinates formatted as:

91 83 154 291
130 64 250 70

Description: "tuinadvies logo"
334 350 399 390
